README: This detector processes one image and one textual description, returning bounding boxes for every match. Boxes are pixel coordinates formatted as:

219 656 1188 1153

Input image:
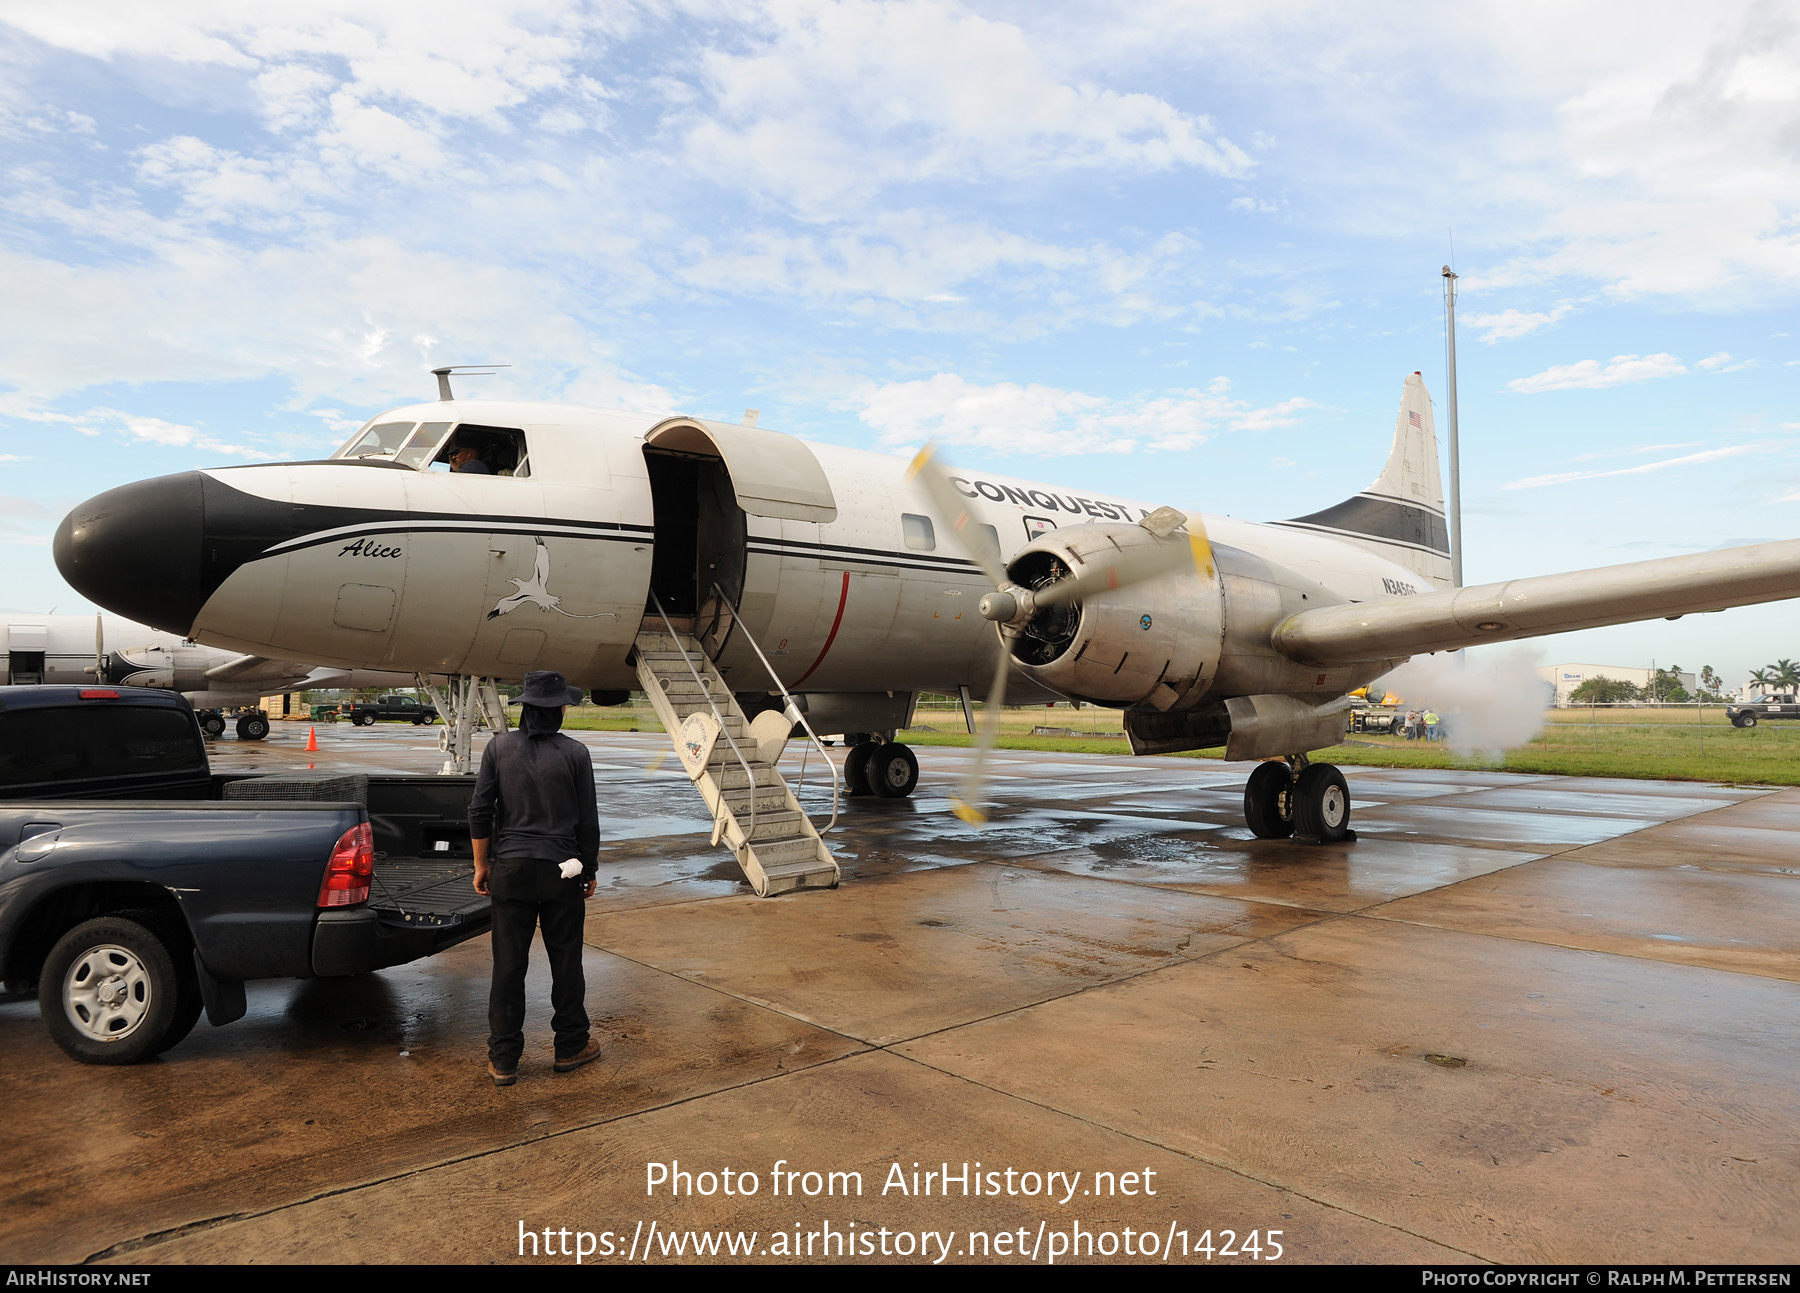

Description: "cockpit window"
395 422 454 468
343 421 416 458
426 424 531 477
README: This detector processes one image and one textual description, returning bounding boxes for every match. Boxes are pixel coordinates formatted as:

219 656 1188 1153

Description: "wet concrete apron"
2 723 1795 1264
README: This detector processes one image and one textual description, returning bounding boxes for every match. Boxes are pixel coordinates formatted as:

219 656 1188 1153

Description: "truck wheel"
1742 712 1758 728
357 712 376 727
39 913 196 1064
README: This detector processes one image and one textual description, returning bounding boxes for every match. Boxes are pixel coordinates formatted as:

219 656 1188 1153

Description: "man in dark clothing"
469 671 601 1086
450 445 491 474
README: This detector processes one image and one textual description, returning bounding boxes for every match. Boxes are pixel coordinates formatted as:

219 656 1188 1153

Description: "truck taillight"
318 822 375 908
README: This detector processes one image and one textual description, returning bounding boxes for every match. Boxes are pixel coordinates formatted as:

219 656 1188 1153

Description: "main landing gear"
1244 755 1354 844
842 734 920 799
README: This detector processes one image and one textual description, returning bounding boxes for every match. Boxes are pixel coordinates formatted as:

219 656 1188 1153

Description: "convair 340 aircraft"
53 372 1800 890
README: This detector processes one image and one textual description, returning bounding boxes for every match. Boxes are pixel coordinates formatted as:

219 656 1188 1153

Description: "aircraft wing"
203 653 309 686
1272 538 1800 666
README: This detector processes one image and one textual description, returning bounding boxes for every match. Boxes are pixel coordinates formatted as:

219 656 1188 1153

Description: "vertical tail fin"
1276 372 1451 584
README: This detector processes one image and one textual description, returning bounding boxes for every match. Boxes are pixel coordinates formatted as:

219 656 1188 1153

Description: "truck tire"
1742 712 1758 728
39 913 198 1065
356 712 375 727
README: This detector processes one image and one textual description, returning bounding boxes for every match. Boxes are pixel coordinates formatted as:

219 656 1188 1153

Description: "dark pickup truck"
1726 694 1800 727
0 685 488 1064
343 694 439 726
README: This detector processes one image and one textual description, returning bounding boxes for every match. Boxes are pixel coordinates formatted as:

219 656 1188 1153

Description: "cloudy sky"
3 1 1797 680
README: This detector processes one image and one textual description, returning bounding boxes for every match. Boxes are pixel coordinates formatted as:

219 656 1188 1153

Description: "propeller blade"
93 613 105 678
950 633 1012 825
905 443 1012 589
1030 540 1193 609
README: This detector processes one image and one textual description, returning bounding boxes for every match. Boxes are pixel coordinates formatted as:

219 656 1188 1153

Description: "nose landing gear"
1244 755 1354 844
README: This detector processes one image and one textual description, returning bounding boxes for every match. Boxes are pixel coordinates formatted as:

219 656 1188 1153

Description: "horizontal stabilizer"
1272 538 1800 666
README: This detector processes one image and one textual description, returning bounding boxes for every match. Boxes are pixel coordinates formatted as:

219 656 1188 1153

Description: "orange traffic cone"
306 726 319 752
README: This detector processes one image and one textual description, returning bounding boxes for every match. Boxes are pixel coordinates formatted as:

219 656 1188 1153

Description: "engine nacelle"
108 643 213 691
1005 522 1223 707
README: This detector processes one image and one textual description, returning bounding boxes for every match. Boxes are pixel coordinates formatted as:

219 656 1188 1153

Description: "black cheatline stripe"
1269 520 1449 558
272 524 650 557
1360 489 1445 516
746 544 984 576
747 539 977 569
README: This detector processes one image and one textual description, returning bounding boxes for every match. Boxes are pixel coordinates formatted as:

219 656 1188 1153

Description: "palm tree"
1777 659 1800 690
1751 668 1777 693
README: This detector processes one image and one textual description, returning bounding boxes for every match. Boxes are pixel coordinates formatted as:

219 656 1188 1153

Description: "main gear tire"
843 741 877 797
865 742 920 798
236 713 270 741
1293 763 1353 843
1243 762 1296 839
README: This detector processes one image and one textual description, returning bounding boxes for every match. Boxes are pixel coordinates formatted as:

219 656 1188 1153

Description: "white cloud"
1697 351 1753 372
681 0 1249 215
1464 302 1575 343
1506 353 1688 393
1500 443 1762 490
850 373 1313 456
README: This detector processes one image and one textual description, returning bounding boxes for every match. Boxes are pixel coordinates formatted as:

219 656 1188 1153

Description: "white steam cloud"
1373 645 1551 759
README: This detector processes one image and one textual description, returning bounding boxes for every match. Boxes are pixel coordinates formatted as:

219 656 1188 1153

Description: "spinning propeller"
906 444 1209 824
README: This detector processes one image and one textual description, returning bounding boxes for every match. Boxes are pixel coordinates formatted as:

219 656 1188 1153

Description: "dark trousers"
487 857 589 1067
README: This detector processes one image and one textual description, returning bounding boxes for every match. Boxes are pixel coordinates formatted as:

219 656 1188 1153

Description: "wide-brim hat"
512 670 584 707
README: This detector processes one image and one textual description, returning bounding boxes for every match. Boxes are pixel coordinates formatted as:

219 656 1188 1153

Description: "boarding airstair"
633 590 840 897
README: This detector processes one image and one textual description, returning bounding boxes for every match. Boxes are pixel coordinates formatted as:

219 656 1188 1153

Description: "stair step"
749 835 828 869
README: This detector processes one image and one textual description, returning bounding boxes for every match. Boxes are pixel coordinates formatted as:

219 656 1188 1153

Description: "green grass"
556 697 1800 785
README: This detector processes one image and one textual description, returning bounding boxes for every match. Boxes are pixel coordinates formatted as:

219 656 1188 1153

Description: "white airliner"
2 613 426 738
52 372 1800 847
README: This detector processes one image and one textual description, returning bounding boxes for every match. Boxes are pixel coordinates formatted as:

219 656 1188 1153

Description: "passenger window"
395 422 453 469
342 421 416 458
427 424 530 476
902 513 936 551
972 523 1002 566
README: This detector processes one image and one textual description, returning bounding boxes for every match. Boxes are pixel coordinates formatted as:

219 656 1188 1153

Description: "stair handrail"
710 582 840 836
647 589 759 843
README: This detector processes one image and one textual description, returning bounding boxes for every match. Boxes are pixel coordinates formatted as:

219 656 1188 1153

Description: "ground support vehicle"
342 695 439 727
1725 694 1800 727
0 686 488 1063
1349 707 1398 734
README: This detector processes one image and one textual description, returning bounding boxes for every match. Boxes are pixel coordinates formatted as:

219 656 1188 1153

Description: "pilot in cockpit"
450 444 491 474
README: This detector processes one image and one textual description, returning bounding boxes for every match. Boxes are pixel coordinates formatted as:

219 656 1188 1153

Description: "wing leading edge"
1272 538 1800 667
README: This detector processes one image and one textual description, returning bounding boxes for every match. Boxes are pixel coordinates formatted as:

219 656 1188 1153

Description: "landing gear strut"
1244 755 1353 844
416 674 508 775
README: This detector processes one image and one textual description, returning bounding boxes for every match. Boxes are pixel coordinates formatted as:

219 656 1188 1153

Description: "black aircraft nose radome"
55 472 208 636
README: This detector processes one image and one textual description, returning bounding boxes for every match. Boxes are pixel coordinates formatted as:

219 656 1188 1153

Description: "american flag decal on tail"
1408 410 1422 427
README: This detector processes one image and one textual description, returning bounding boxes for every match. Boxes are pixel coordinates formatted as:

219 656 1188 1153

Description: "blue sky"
2 1 1796 682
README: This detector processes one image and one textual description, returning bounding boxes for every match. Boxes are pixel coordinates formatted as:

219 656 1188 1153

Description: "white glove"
559 859 583 880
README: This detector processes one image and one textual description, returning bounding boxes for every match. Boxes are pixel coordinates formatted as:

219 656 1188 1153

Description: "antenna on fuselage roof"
429 364 511 401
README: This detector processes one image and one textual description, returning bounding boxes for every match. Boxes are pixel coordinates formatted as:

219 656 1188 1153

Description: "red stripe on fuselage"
793 570 851 687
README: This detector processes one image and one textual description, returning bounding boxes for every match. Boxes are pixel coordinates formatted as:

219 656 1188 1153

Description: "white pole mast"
1442 266 1463 589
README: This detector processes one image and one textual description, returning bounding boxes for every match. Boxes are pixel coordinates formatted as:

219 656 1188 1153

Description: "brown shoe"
488 1059 518 1086
553 1040 601 1073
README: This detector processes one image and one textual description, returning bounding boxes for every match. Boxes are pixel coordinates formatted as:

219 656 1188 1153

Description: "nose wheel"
1244 758 1354 843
